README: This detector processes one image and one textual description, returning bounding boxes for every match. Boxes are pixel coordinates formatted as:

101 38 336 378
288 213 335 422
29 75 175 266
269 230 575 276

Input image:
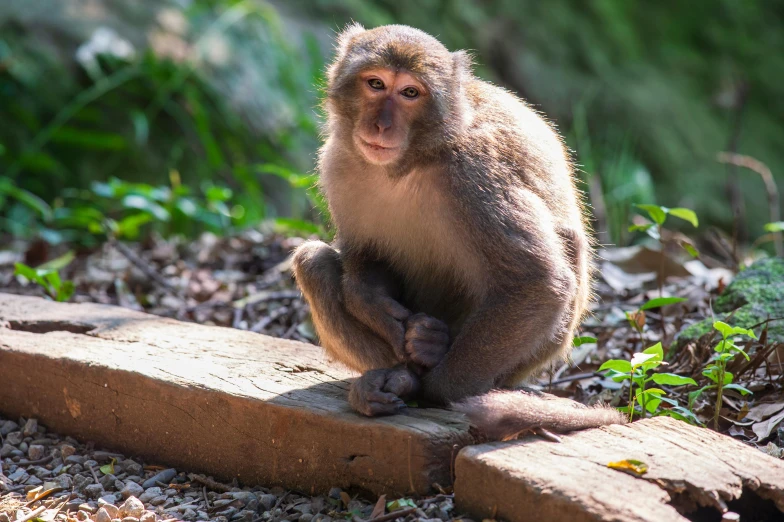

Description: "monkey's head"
325 24 471 167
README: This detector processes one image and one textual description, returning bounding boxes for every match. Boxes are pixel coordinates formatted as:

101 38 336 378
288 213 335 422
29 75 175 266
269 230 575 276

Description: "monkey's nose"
376 118 392 132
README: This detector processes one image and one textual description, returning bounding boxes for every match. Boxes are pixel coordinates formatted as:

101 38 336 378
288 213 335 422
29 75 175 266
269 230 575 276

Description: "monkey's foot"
404 313 450 369
349 366 420 416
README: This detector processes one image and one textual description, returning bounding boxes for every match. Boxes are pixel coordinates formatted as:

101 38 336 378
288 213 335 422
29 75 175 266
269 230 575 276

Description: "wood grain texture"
0 293 471 495
455 416 784 522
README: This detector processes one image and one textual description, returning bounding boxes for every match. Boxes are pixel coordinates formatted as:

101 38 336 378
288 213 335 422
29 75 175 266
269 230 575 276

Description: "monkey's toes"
405 313 450 368
349 369 408 417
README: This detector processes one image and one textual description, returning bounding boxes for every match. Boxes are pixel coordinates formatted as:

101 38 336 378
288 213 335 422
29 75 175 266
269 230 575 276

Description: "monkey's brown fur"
292 24 626 439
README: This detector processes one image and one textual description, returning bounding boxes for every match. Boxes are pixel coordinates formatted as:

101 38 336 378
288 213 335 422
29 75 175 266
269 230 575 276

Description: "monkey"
291 23 625 440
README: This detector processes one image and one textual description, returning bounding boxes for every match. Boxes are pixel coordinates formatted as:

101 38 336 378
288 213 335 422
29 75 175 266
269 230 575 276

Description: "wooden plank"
0 293 472 495
455 416 784 522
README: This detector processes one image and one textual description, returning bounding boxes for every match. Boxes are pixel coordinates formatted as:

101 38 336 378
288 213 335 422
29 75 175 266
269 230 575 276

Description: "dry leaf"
370 494 386 519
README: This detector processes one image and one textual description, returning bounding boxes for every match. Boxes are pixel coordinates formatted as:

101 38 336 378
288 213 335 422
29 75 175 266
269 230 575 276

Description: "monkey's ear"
452 50 473 77
336 22 366 54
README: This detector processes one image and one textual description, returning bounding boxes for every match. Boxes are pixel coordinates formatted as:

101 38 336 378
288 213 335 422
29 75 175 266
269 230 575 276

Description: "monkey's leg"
291 241 400 372
421 282 575 404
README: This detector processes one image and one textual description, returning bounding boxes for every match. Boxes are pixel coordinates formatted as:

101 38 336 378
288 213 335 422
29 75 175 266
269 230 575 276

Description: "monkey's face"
352 68 429 166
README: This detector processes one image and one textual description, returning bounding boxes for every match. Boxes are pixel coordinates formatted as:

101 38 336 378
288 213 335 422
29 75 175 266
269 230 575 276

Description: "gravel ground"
0 416 464 522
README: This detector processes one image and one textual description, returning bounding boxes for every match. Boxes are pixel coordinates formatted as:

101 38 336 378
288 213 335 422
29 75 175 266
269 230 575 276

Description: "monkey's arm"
341 255 411 361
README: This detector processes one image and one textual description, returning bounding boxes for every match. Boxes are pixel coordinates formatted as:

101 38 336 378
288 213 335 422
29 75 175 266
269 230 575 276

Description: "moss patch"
678 258 784 344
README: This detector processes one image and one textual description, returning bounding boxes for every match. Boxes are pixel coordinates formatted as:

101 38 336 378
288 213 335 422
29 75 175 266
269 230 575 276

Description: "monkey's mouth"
359 138 398 151
356 137 401 164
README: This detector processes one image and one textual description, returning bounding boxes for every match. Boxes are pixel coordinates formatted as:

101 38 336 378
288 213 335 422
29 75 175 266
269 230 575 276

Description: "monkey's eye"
368 78 385 90
401 87 419 99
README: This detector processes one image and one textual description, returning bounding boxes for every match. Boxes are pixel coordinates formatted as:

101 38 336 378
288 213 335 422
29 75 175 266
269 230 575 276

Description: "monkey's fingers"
404 313 450 368
349 369 408 416
381 366 420 398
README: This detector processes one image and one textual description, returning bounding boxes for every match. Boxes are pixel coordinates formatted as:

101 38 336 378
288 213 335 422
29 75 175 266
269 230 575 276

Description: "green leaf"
573 336 597 346
116 214 154 240
628 223 654 232
57 281 75 302
713 321 757 340
599 359 632 373
51 127 127 150
656 406 703 426
630 352 657 368
122 195 170 222
386 498 417 511
636 204 666 225
723 383 753 396
764 222 784 233
728 345 751 361
680 241 699 258
14 263 41 283
651 373 697 386
274 217 322 236
37 250 75 272
99 458 116 475
640 297 687 310
667 207 699 227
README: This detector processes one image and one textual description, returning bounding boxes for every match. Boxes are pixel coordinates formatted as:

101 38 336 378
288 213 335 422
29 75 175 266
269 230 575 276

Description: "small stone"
8 468 29 483
139 512 156 522
182 508 197 521
77 510 91 521
149 494 168 506
19 441 28 453
122 518 140 522
56 474 73 489
22 418 38 437
79 503 97 514
100 494 119 505
0 420 19 436
196 511 209 521
96 508 113 522
100 473 117 489
119 496 145 518
299 514 314 522
73 474 93 493
9 449 24 458
27 444 45 460
259 494 276 511
213 517 228 522
234 510 254 522
0 444 14 458
6 431 23 445
230 491 257 507
138 487 161 503
83 459 99 469
142 468 177 489
65 454 85 465
26 476 43 486
122 460 143 476
122 482 144 499
103 504 120 519
85 483 105 499
60 444 77 459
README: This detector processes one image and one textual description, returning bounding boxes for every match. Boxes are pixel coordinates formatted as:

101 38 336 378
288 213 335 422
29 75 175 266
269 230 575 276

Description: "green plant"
600 342 697 422
689 321 755 430
13 251 76 302
631 204 699 295
625 296 687 348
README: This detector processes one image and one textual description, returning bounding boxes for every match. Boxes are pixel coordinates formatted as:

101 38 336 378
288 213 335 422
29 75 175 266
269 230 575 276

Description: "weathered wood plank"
0 293 472 496
455 416 784 522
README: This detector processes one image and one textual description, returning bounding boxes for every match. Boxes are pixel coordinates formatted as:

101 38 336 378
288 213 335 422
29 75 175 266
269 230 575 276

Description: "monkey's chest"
330 173 486 307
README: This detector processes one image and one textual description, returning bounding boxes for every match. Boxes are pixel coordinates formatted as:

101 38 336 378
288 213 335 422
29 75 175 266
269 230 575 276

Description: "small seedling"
689 321 755 430
600 342 697 422
14 251 76 302
625 296 687 348
630 204 699 296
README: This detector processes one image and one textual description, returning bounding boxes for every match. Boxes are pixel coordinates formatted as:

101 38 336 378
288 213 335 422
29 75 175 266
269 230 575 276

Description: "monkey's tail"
451 389 627 441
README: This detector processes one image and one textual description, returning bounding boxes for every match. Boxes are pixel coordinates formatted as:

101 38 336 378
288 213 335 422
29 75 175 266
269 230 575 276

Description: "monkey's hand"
404 313 450 369
343 276 411 361
349 366 420 416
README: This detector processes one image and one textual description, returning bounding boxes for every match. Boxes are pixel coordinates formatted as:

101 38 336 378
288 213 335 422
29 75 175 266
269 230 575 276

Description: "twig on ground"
110 239 180 294
187 473 231 493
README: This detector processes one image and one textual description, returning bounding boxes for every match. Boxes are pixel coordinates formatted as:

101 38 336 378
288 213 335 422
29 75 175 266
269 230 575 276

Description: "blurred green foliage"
0 0 325 243
1 0 782 247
